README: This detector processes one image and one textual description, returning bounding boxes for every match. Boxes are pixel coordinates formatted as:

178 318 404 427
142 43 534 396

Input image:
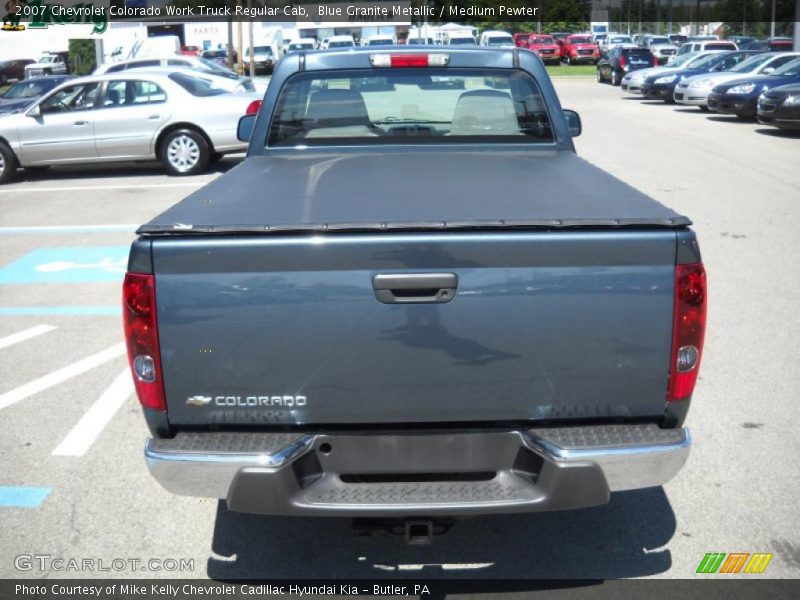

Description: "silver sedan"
0 69 261 183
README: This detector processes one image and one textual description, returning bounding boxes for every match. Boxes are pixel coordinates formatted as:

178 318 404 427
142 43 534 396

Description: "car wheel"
43 69 51 76
161 128 210 176
596 69 603 83
699 106 709 112
0 142 18 184
565 55 572 65
611 71 620 86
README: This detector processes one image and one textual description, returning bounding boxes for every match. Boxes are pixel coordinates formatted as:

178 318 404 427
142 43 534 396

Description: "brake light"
653 55 659 66
668 263 707 401
370 53 449 67
123 273 165 411
245 100 262 116
619 55 627 68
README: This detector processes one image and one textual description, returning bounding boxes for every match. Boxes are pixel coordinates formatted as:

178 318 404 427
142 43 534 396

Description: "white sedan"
0 69 261 183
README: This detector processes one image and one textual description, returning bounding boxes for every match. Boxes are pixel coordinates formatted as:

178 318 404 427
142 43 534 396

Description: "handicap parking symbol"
0 246 129 284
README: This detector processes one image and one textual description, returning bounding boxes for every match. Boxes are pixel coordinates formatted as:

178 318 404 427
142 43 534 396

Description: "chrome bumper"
145 425 690 516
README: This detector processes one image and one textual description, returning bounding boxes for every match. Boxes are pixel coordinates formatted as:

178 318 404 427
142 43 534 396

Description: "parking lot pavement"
1 80 799 581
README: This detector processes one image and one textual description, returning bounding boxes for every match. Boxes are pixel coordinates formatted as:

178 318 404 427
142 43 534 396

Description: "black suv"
597 46 655 86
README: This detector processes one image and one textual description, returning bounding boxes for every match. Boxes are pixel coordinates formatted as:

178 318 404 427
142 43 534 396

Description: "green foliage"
68 39 96 76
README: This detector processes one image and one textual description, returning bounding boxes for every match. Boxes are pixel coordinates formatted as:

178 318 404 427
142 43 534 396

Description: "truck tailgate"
152 230 677 426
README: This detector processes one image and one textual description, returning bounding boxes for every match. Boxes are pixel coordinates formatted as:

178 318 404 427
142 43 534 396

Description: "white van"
479 31 514 48
447 32 477 46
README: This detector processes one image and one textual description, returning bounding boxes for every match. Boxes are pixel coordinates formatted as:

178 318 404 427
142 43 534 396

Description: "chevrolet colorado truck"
126 47 705 533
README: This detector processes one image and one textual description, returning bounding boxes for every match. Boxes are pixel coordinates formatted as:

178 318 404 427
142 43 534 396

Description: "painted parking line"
52 369 134 457
0 486 51 508
0 342 127 412
0 324 57 350
0 246 129 284
0 224 138 234
0 182 207 194
0 307 120 316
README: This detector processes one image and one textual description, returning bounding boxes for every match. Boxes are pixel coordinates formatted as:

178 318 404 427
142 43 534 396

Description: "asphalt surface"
0 78 799 582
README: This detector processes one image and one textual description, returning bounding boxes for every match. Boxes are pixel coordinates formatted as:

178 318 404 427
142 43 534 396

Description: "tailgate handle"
372 273 457 304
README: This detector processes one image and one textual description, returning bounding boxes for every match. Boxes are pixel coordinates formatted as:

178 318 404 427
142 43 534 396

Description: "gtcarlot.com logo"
14 554 194 573
696 552 773 574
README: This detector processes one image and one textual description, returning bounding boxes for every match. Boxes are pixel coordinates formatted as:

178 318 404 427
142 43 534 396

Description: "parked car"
513 33 533 48
366 34 396 47
708 57 800 119
643 36 679 65
286 39 316 53
670 40 738 64
0 69 260 183
447 33 477 46
245 46 277 74
479 31 515 48
621 51 715 94
134 47 702 530
728 36 754 48
526 35 561 64
327 35 356 49
0 75 73 115
675 52 800 110
640 50 762 103
94 57 256 93
407 37 435 46
668 34 688 47
180 46 201 56
742 38 794 52
597 46 656 86
757 83 800 131
599 34 633 55
200 49 229 67
24 53 68 78
0 59 35 84
562 34 600 65
550 32 569 47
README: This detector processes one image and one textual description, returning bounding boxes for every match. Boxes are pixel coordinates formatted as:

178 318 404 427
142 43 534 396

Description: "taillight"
619 55 627 68
246 100 262 116
370 54 449 67
668 263 707 401
652 55 659 66
123 272 165 411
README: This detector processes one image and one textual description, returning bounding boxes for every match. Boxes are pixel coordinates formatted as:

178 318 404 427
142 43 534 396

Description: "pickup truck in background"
126 47 706 542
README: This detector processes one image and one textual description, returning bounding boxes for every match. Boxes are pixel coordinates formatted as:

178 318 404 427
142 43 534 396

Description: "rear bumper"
145 425 690 516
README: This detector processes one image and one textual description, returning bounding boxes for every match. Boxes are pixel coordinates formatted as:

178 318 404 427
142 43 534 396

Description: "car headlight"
783 95 799 106
654 74 677 84
727 83 756 95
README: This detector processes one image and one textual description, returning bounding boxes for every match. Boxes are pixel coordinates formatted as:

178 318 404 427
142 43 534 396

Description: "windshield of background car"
610 37 632 44
267 69 554 147
650 38 671 45
486 36 513 46
4 80 51 98
534 37 555 44
329 41 354 48
368 39 394 46
168 72 228 96
705 43 736 50
569 37 592 44
771 58 800 76
250 46 274 55
685 53 716 68
449 37 476 45
728 53 773 72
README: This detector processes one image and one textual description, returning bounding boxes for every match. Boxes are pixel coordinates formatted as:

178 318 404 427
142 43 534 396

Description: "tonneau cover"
138 151 690 235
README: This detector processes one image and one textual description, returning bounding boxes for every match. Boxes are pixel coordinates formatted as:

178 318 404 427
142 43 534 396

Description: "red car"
180 45 201 56
513 33 533 48
562 34 600 65
527 34 561 64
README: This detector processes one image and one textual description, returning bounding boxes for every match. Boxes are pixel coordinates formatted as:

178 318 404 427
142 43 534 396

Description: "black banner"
2 579 800 600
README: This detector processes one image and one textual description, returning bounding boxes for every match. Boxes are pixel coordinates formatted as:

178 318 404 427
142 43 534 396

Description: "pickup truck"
126 47 705 540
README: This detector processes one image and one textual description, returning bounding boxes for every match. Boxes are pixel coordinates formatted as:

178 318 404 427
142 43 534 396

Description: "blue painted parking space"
0 486 51 508
0 246 129 284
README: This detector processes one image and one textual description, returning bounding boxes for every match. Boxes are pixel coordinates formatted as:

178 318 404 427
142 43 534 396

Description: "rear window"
267 68 554 147
623 49 652 60
168 72 227 97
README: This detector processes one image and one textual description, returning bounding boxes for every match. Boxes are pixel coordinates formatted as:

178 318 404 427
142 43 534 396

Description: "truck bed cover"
138 150 690 235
